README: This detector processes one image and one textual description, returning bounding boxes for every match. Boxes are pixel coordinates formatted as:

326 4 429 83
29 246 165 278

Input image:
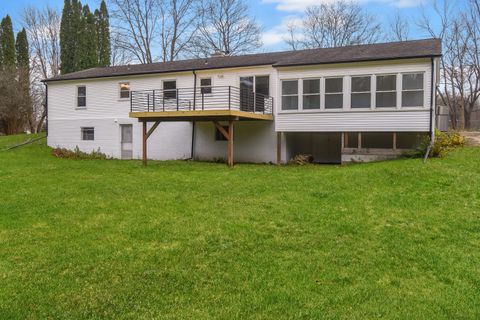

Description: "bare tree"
389 10 410 41
22 6 61 133
189 0 262 57
158 0 198 62
285 1 381 50
108 0 160 64
418 0 480 130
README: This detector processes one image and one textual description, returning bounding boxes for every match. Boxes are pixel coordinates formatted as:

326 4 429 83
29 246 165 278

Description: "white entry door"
121 124 133 159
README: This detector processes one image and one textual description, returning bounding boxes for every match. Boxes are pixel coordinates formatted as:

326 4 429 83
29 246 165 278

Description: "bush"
411 130 465 158
52 146 110 160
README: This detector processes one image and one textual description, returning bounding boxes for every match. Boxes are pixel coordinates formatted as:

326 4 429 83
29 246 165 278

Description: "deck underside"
129 110 273 122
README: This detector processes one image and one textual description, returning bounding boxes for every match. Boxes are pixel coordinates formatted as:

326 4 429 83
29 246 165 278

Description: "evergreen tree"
15 28 29 68
76 5 98 71
16 28 32 131
1 15 16 68
60 0 74 74
95 0 111 67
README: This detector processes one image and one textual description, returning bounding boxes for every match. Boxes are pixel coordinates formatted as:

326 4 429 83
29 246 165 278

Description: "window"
215 126 228 141
200 78 212 94
402 73 424 107
351 76 371 108
77 86 86 108
325 78 343 109
303 79 320 109
281 80 298 110
163 80 177 99
376 75 397 108
119 82 130 99
81 127 94 141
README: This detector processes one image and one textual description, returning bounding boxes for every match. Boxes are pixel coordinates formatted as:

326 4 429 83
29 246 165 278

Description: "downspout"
424 57 436 163
190 70 197 160
44 82 48 137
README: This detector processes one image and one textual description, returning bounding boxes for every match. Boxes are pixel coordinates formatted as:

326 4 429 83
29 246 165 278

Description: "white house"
43 39 441 165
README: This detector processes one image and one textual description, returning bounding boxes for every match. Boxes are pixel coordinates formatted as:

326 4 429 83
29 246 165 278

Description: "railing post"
147 93 150 112
177 89 179 111
130 91 133 112
228 86 231 110
202 91 204 110
153 90 156 112
254 92 256 113
163 92 165 111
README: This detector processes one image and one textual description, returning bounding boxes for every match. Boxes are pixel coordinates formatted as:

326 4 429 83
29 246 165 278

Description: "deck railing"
130 85 273 115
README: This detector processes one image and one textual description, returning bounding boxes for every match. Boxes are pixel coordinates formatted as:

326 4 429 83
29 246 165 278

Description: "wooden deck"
129 110 273 122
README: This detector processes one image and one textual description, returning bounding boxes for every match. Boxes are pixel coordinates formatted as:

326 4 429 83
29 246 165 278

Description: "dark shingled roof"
44 38 441 82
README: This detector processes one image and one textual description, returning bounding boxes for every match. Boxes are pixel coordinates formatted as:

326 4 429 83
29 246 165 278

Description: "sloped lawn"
0 134 479 319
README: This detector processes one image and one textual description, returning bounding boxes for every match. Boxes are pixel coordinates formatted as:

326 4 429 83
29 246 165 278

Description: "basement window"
351 76 371 108
215 126 228 141
325 78 343 109
77 86 86 108
402 73 424 107
81 127 94 141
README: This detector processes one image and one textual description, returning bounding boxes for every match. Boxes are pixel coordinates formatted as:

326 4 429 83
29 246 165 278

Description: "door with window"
120 124 133 159
240 76 269 112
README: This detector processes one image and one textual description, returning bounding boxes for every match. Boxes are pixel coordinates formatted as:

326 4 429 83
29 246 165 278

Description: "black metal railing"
130 85 273 114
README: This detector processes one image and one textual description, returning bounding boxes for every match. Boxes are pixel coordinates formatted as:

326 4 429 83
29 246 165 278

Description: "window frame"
81 127 94 141
324 77 344 109
401 72 425 108
350 75 372 109
200 77 212 95
162 79 177 100
375 74 397 109
281 79 299 111
119 82 131 100
302 78 321 110
76 85 87 108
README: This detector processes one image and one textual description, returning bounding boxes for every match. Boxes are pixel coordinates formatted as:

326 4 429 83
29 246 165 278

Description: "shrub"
52 146 110 160
410 130 465 158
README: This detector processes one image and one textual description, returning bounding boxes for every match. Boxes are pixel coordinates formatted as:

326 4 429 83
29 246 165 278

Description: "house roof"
43 38 441 83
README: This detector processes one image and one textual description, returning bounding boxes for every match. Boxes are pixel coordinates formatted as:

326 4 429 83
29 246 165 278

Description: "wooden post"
341 132 345 150
142 121 147 166
228 120 234 167
345 132 349 148
358 132 362 149
277 132 282 165
393 132 397 151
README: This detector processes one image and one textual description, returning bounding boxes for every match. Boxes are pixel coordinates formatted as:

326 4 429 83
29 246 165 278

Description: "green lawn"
1 134 479 319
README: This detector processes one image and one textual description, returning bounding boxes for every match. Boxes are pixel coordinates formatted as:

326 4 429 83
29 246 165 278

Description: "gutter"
190 70 197 160
424 56 437 163
44 82 48 137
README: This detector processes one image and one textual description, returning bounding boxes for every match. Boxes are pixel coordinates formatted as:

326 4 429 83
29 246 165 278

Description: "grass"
0 134 479 319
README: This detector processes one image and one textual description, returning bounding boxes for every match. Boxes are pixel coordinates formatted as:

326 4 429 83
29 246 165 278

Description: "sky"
0 0 466 52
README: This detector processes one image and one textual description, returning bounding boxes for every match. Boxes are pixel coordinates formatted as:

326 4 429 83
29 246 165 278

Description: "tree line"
0 0 479 135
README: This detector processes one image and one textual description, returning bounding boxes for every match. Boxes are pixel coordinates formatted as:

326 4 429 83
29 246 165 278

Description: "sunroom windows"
280 72 425 111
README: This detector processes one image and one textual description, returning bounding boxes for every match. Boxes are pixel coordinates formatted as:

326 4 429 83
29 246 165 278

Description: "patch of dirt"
460 131 480 147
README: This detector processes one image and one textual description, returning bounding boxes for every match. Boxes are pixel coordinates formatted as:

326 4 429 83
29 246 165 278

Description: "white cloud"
262 0 425 12
261 16 303 48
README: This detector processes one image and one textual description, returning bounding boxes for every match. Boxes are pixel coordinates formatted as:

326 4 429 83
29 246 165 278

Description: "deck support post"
142 121 147 166
277 132 282 165
358 132 362 149
228 121 234 167
393 132 397 151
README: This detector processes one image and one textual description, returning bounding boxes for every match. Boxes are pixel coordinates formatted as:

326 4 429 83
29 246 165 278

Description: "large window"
282 80 298 110
81 127 94 141
351 76 371 108
77 86 86 108
163 80 177 99
303 79 320 109
325 78 343 109
376 75 397 108
402 73 424 107
200 78 212 94
119 82 130 99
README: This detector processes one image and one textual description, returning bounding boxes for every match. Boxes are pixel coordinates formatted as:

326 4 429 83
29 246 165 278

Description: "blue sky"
0 0 465 51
